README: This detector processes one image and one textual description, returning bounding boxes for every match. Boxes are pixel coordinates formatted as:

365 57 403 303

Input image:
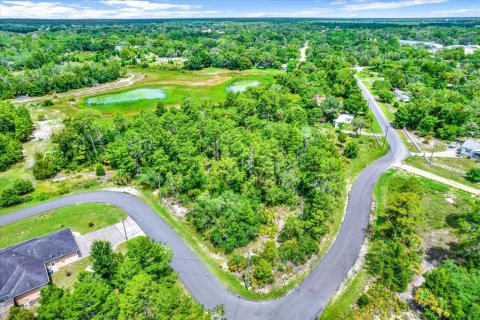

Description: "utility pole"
382 126 389 149
245 251 252 290
122 219 128 240
158 173 162 194
430 142 435 164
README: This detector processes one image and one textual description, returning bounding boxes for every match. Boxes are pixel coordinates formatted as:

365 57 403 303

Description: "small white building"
333 114 354 128
394 89 411 102
459 140 480 159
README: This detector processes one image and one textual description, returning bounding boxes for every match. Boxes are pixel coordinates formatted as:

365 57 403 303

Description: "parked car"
448 141 458 148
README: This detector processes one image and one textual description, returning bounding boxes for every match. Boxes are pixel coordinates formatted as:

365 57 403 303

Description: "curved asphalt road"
0 76 409 320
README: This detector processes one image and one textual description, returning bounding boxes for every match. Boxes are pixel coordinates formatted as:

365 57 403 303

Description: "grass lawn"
51 257 91 290
319 270 368 320
77 68 280 116
396 129 420 153
404 156 480 190
433 156 480 172
0 169 108 217
0 164 33 194
0 203 127 249
344 136 389 183
376 168 475 229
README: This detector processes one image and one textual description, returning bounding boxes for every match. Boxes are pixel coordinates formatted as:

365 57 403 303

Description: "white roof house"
394 89 411 102
459 140 480 159
333 114 354 128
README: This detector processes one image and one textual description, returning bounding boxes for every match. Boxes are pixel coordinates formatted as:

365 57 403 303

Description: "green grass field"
404 156 480 190
51 257 91 289
0 203 127 249
78 68 280 116
344 136 389 182
433 156 480 172
319 270 368 320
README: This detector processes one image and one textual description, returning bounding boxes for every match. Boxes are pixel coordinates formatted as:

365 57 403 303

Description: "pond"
226 80 260 93
86 88 166 106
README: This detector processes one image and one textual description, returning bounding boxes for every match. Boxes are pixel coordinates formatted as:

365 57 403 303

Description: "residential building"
333 114 354 128
459 140 480 159
394 89 411 102
0 229 80 319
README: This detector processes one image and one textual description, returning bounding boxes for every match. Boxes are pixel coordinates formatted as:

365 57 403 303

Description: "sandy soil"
156 75 232 87
300 41 309 62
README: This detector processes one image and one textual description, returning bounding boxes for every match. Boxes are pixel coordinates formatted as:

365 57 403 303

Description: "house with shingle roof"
0 229 80 318
459 139 480 159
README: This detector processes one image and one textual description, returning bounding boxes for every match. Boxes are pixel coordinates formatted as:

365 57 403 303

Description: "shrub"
7 307 34 320
466 168 480 183
357 294 371 308
41 99 54 107
0 180 34 207
95 163 106 176
12 179 34 195
33 153 59 180
338 132 348 144
112 171 131 185
344 140 359 158
253 259 274 286
228 253 247 272
0 188 23 207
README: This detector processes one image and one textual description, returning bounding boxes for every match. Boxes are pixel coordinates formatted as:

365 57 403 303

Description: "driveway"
75 216 145 256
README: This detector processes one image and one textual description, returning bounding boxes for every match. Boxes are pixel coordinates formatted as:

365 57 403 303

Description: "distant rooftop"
0 229 79 301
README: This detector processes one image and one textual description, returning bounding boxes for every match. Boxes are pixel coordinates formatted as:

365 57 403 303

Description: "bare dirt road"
300 41 309 62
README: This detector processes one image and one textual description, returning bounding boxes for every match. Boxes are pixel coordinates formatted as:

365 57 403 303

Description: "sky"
0 0 479 19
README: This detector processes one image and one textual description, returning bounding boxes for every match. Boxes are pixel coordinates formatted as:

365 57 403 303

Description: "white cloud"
100 0 201 10
432 8 480 17
344 0 449 11
245 7 333 18
0 0 219 19
330 0 347 5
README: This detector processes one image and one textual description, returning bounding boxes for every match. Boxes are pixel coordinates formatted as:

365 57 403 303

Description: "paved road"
0 76 409 319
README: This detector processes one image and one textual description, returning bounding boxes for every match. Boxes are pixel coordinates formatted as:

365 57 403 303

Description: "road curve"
0 76 409 320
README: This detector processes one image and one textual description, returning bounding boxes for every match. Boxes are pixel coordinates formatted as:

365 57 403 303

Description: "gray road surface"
0 76 409 319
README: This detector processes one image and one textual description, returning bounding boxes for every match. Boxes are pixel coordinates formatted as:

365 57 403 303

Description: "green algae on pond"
226 80 260 93
86 88 166 106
